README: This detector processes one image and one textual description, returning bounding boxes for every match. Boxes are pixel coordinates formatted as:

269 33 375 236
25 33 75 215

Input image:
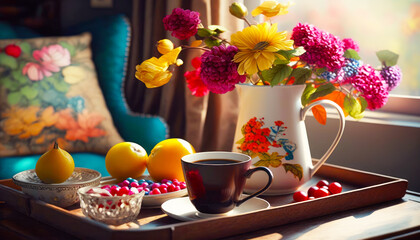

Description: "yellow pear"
35 142 75 184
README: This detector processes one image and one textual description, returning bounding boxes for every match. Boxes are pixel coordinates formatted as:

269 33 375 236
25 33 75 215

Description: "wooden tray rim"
0 162 409 239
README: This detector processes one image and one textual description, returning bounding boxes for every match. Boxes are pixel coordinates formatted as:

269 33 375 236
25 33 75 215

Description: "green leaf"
12 69 28 84
289 68 312 85
7 91 22 105
308 83 336 102
21 85 39 100
316 68 327 75
254 160 271 167
344 94 364 119
344 49 361 60
277 46 305 60
29 98 41 106
260 64 292 86
283 163 303 180
376 50 399 67
301 84 316 106
204 38 221 48
52 79 70 93
40 79 51 90
197 28 216 37
273 58 289 65
59 41 76 56
208 25 227 33
235 137 245 144
0 53 18 69
1 78 20 91
18 42 31 55
359 96 368 112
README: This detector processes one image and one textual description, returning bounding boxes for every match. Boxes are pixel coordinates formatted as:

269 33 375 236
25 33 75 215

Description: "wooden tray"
0 163 408 240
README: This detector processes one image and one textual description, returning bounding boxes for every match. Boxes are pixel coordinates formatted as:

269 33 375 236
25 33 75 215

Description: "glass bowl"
78 186 145 225
12 168 101 207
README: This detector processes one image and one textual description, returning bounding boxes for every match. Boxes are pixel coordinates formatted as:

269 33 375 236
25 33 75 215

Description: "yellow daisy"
231 22 294 75
251 1 291 18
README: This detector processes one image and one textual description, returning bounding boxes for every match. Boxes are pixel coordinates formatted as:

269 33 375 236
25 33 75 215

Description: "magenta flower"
342 38 360 52
291 23 345 71
163 8 201 40
200 45 246 94
380 65 402 91
349 65 389 110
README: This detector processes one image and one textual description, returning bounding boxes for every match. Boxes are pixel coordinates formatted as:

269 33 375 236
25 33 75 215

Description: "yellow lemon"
35 142 75 184
147 138 195 182
105 142 148 180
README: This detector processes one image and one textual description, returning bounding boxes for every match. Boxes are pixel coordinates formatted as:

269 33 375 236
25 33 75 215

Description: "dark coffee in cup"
181 152 273 214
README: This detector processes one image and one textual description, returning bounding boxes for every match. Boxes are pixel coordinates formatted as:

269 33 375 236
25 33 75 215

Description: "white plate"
161 196 270 221
142 188 188 208
100 176 188 208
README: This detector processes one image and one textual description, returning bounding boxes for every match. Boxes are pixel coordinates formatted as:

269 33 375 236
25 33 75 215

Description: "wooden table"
1 163 420 240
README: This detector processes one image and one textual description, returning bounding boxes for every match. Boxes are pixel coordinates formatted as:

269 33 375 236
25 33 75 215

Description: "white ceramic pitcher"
232 84 345 195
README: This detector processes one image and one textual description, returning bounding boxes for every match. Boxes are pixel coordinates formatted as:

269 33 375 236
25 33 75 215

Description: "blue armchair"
0 15 168 179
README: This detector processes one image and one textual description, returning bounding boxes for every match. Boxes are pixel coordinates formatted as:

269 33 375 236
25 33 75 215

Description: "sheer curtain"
125 0 243 151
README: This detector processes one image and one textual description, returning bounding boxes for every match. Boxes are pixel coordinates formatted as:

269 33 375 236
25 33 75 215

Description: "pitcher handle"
301 100 345 177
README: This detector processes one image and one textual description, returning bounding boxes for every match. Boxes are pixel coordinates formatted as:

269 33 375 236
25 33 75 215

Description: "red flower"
275 121 284 126
5 44 21 58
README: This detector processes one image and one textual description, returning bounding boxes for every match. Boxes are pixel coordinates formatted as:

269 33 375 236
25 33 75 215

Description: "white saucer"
161 196 270 221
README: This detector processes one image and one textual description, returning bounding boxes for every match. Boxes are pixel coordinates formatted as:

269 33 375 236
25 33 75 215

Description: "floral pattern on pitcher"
236 117 303 181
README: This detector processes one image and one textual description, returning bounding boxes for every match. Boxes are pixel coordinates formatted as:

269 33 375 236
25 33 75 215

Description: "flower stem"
242 17 252 27
181 45 210 51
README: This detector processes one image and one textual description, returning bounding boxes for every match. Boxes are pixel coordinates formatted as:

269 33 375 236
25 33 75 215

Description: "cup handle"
236 167 273 207
301 99 346 177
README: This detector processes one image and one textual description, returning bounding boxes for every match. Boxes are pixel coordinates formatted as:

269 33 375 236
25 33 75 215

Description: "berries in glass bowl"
77 185 145 225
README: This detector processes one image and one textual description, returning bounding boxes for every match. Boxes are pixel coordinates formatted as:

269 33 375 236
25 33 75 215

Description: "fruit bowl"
78 186 145 225
12 168 101 207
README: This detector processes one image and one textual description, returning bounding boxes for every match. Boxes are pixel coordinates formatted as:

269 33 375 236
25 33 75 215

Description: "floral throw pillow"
0 32 123 157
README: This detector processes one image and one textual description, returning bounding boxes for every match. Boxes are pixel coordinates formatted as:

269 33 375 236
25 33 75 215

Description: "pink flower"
342 38 360 52
33 44 71 73
349 64 389 110
200 45 246 94
291 23 345 71
184 57 209 97
163 8 201 40
22 62 52 81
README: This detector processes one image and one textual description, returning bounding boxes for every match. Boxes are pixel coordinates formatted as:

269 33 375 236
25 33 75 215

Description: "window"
270 0 420 116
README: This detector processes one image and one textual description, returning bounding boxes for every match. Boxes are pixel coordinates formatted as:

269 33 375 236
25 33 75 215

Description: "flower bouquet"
135 1 402 124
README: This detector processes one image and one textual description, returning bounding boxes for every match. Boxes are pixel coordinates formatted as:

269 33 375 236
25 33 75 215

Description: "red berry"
307 186 319 197
293 191 308 202
118 186 130 196
110 186 120 196
130 182 139 188
180 182 187 189
150 188 161 195
328 182 342 194
160 188 168 194
167 184 175 192
173 186 181 191
316 180 329 188
313 188 330 198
